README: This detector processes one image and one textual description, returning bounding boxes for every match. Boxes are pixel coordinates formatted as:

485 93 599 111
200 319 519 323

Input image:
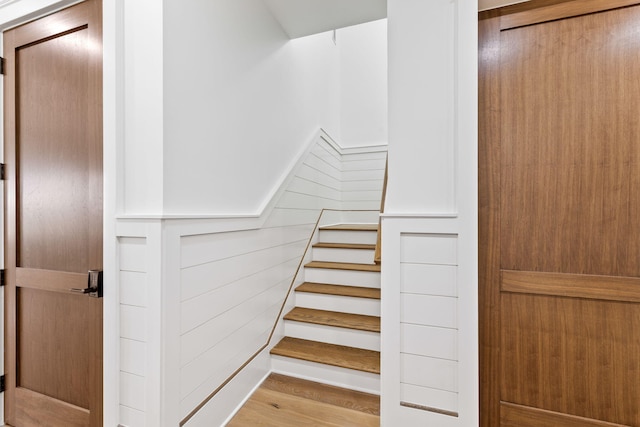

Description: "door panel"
499 5 640 278
17 26 95 274
3 1 103 425
480 1 640 426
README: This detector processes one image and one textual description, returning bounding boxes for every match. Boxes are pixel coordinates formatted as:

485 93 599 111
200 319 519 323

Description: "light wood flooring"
227 373 380 427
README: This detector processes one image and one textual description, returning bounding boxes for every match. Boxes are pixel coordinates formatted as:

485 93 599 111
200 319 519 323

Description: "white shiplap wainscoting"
381 216 476 426
115 130 386 427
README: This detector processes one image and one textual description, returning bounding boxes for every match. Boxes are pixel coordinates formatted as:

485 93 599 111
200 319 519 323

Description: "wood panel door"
480 1 640 426
3 0 103 425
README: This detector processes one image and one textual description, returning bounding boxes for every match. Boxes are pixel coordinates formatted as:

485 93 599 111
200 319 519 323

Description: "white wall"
122 0 165 214
161 0 341 216
338 19 388 148
115 131 386 427
382 0 477 426
386 0 456 215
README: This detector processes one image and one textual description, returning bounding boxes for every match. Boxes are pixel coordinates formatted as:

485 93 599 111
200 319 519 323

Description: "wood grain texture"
500 402 630 427
261 373 380 415
304 261 381 272
296 282 380 299
313 242 375 250
17 288 94 409
500 0 640 30
502 270 640 303
500 5 640 278
4 24 18 426
227 385 379 427
3 1 103 425
480 3 640 426
15 387 90 427
16 267 88 293
16 25 98 274
494 0 577 15
501 293 640 425
284 307 380 332
478 10 502 427
270 337 380 374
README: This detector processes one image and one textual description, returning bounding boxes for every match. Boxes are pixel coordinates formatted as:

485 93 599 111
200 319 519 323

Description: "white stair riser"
312 247 375 264
318 230 377 245
271 356 380 395
304 268 380 288
284 321 380 351
295 292 381 317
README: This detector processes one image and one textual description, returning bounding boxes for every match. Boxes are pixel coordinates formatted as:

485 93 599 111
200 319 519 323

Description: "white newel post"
382 0 478 426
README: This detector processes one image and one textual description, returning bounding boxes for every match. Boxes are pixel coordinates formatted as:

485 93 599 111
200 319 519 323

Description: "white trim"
219 370 270 427
116 214 260 220
381 212 458 219
0 0 84 31
103 0 124 425
478 0 529 12
0 0 19 9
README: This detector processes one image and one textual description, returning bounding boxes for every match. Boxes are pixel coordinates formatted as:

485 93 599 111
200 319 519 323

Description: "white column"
382 0 478 425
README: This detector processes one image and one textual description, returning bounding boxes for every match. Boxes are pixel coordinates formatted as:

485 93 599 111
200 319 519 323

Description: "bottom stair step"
270 337 380 374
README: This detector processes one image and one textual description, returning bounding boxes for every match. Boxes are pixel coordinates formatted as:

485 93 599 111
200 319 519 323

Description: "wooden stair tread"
319 224 378 232
296 282 381 299
271 337 380 374
261 373 380 416
313 242 376 250
305 261 381 272
284 307 380 332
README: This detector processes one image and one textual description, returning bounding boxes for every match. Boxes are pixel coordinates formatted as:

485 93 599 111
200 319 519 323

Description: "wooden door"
480 1 640 426
3 0 103 425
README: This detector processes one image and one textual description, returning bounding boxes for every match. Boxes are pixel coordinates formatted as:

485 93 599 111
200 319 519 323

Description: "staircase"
270 223 381 394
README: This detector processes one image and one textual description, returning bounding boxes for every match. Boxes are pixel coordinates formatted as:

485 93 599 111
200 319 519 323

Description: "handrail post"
374 156 388 264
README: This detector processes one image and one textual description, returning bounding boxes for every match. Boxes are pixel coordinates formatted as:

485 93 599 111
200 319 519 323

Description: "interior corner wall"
338 19 388 148
160 0 341 215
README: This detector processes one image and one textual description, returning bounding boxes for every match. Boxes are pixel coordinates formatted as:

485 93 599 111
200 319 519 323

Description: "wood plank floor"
227 373 380 427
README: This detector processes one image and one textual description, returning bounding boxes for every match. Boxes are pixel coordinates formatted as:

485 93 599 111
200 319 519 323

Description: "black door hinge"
0 269 4 287
0 57 4 75
0 163 5 180
0 375 5 393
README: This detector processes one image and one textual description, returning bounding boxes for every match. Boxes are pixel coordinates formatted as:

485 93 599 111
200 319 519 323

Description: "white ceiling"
264 0 387 39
